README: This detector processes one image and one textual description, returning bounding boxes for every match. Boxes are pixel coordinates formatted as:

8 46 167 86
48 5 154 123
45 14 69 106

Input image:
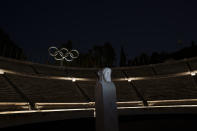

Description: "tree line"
0 28 26 60
127 41 197 66
1 28 197 67
55 40 116 67
54 40 197 67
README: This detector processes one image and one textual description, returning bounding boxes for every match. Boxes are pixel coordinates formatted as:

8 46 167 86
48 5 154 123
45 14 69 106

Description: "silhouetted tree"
76 42 116 67
150 52 161 64
92 45 103 67
171 41 197 60
139 53 150 65
102 42 116 67
0 28 26 60
191 40 195 47
119 46 126 66
59 40 73 50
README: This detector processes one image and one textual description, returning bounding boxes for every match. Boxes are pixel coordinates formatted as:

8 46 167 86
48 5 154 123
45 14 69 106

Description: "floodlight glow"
128 79 131 82
72 78 76 82
0 69 5 74
191 72 196 76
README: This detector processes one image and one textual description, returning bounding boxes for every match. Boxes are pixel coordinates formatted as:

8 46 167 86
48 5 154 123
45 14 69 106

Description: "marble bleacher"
0 56 197 111
0 57 35 74
66 68 98 78
0 75 29 111
0 75 24 102
76 81 96 102
189 57 197 70
1 56 197 128
133 76 197 101
32 64 67 76
109 68 125 78
153 60 189 75
114 81 140 102
123 65 155 77
5 74 87 103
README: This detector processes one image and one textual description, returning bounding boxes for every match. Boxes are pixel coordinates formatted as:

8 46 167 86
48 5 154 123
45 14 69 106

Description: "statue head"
103 68 112 82
98 68 112 82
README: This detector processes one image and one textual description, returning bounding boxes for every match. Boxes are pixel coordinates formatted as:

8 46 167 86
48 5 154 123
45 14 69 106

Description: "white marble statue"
95 68 119 131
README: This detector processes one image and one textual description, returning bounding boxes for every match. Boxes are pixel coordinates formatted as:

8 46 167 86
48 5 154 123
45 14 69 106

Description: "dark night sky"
0 0 197 63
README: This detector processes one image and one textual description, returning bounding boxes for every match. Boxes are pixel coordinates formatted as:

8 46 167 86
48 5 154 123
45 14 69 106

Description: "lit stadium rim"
48 46 79 62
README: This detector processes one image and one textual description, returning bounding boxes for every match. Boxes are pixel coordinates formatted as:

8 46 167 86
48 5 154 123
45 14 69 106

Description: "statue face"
103 68 111 82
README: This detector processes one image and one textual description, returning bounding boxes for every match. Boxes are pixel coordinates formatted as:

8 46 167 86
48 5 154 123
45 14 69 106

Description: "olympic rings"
48 47 79 62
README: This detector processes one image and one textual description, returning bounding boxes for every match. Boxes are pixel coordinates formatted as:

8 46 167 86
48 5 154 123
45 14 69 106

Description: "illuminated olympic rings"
48 47 79 62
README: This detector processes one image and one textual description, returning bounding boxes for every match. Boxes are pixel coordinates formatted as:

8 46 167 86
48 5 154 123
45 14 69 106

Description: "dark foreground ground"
3 114 197 130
